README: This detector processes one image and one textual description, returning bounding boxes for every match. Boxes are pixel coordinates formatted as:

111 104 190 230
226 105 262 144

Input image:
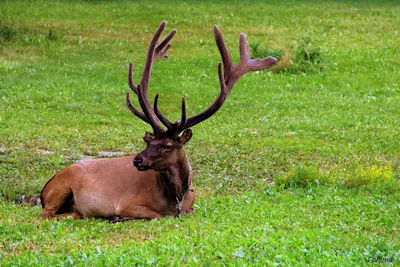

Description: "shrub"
274 162 400 193
0 21 17 43
275 165 324 189
285 37 325 74
46 29 58 41
249 37 324 74
0 20 59 44
343 164 397 190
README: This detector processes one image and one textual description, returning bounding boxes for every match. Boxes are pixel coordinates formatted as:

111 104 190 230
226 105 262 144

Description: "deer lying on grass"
39 21 277 221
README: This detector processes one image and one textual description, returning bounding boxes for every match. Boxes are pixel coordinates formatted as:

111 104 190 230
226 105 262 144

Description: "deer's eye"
162 144 173 150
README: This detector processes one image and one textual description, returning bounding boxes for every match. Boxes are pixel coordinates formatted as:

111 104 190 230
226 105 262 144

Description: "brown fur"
40 153 195 220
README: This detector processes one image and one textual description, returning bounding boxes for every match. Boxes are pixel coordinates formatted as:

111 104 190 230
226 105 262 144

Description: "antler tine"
213 25 233 80
128 62 138 94
154 30 176 60
154 94 173 130
217 62 227 93
127 64 152 122
128 63 149 122
238 32 278 73
154 94 187 136
126 91 149 123
177 97 187 131
239 33 250 63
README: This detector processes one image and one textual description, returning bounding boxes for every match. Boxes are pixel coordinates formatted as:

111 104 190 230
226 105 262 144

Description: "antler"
154 25 277 135
127 22 277 137
126 21 177 134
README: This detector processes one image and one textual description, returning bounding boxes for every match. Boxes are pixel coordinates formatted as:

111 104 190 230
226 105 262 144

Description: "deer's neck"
159 152 191 202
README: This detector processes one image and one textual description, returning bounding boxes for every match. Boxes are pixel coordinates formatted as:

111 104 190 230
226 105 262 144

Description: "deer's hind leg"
39 176 81 219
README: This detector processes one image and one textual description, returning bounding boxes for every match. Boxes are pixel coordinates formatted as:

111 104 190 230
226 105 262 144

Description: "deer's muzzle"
133 155 152 171
133 157 143 167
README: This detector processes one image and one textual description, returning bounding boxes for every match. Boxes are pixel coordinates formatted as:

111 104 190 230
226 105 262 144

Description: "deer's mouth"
136 165 168 172
136 166 151 171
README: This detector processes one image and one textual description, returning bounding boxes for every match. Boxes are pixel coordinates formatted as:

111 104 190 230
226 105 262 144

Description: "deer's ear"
179 129 192 145
143 132 155 142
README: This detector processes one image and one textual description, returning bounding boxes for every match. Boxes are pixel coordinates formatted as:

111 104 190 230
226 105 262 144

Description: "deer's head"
126 21 277 171
132 130 192 171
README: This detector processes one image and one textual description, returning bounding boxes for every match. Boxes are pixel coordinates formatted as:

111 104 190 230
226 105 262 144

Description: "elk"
39 21 277 221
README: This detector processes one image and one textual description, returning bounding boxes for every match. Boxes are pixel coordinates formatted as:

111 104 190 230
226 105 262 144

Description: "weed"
46 29 58 41
0 20 59 45
276 161 400 192
250 37 324 74
341 163 400 192
275 165 323 188
0 21 17 43
286 37 325 73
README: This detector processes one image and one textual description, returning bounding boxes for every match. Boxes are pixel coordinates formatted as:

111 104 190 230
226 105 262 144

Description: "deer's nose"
133 157 143 167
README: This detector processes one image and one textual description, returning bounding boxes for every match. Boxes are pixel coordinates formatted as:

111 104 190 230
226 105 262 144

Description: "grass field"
1 0 400 265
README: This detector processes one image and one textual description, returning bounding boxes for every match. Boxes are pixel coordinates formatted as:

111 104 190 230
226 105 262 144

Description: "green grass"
1 0 400 265
1 187 399 265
